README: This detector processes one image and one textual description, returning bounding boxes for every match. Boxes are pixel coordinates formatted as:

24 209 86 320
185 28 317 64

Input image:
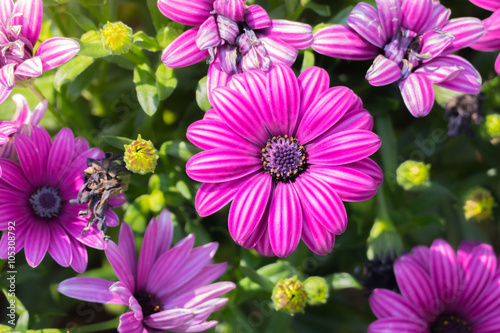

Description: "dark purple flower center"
29 185 62 220
134 291 163 317
261 135 306 182
0 14 33 68
431 314 471 333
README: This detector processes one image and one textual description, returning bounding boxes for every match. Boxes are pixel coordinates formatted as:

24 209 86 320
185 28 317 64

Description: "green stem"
26 317 120 333
289 0 311 21
29 85 68 127
376 185 392 224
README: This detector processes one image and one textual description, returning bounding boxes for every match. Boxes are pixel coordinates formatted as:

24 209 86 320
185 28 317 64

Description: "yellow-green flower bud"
303 276 329 305
396 160 430 190
463 187 495 221
272 275 307 315
100 21 133 55
124 135 159 175
483 114 500 140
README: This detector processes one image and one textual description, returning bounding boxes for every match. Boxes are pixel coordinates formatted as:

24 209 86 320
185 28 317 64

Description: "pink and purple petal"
162 28 209 68
0 0 13 25
69 240 88 273
401 0 433 34
213 0 244 22
297 67 330 118
24 221 50 267
376 0 402 39
258 34 298 66
157 0 214 26
365 55 401 87
368 318 426 333
58 277 125 304
48 223 72 267
430 239 461 305
14 57 43 78
47 128 75 186
104 241 136 292
470 0 500 11
13 0 43 46
347 3 387 48
206 62 232 106
369 289 423 322
15 133 44 186
301 211 335 256
244 5 271 30
35 38 80 72
118 222 137 277
398 73 435 118
118 312 145 333
196 16 220 50
264 19 313 49
442 17 485 53
430 55 482 94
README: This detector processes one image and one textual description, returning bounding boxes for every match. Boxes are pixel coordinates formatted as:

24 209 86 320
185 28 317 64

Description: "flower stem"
29 85 68 127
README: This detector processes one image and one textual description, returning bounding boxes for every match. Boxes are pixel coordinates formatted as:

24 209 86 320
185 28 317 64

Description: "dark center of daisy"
134 291 163 317
261 135 306 182
29 185 62 219
431 314 471 333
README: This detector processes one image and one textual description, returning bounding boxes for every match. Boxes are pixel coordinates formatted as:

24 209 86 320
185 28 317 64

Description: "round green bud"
272 275 307 315
124 135 159 175
463 187 495 221
483 114 500 140
396 160 430 190
303 276 329 305
100 21 134 55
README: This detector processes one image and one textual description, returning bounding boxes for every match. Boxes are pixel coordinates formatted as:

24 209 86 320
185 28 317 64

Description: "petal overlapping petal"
162 28 209 68
347 3 387 48
158 0 214 26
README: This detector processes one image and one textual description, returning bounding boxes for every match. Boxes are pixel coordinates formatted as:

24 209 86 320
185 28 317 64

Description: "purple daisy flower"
186 64 383 257
158 0 312 96
468 0 500 75
312 0 485 117
368 239 500 332
58 209 235 333
0 93 47 160
0 126 125 271
0 0 80 103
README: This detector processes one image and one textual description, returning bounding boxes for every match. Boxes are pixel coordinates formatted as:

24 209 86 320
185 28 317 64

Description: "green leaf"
325 273 363 290
159 140 201 162
2 289 28 332
300 49 315 72
65 11 98 32
133 31 161 51
77 39 112 58
156 23 183 49
156 65 178 101
133 63 159 116
54 55 94 91
375 114 398 176
147 0 171 32
306 1 331 16
196 76 212 112
66 61 99 100
102 135 134 150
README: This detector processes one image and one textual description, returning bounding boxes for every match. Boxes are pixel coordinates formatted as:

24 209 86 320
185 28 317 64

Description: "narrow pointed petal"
70 240 88 273
48 223 72 267
229 173 272 246
105 241 136 292
118 222 137 277
15 133 43 186
258 34 298 66
166 263 228 299
325 109 374 136
347 3 387 48
301 211 335 255
298 67 330 117
401 0 433 34
365 55 401 86
428 2 451 29
25 222 50 267
266 63 300 135
58 277 126 304
345 158 383 187
313 25 379 60
0 0 13 25
0 158 30 191
196 16 220 50
167 281 235 309
268 183 302 257
214 0 245 22
47 128 74 186
15 57 43 78
136 220 159 291
207 62 231 106
419 30 454 59
442 17 485 53
431 55 482 94
399 73 435 118
244 5 271 30
13 0 42 46
376 0 402 39
368 318 425 333
35 38 80 71
187 118 249 150
473 311 500 333
308 165 377 202
194 174 253 217
144 309 195 330
469 0 500 10
369 289 423 321
296 86 354 144
186 149 261 183
430 239 460 304
307 130 381 165
158 0 213 26
162 28 209 68
294 173 347 234
264 20 313 49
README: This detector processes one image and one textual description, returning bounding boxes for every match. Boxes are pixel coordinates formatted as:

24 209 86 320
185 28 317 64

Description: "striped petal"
313 25 380 60
58 277 125 305
0 0 13 26
105 241 136 292
244 5 271 30
258 34 298 66
369 289 423 322
347 3 387 48
47 128 74 186
196 16 220 50
24 222 50 267
365 55 401 86
401 0 433 34
496 53 500 75
398 73 435 118
207 61 231 105
13 0 43 46
297 66 330 118
264 19 313 49
471 11 500 52
0 85 13 104
368 318 426 333
118 222 137 278
442 17 485 53
15 57 43 78
157 0 213 26
35 38 80 71
431 55 482 95
214 0 244 22
48 223 72 267
419 30 454 59
0 64 15 88
430 239 460 305
187 118 249 150
301 210 335 255
162 28 209 68
376 0 402 39
469 0 500 11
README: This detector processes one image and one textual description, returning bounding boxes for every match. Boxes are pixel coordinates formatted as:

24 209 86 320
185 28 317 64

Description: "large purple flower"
312 0 485 117
469 0 500 74
368 239 500 332
186 64 383 257
0 0 80 103
0 127 124 271
158 0 312 91
0 93 47 160
58 210 235 333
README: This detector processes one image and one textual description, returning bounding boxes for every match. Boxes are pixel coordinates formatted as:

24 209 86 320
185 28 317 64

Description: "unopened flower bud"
100 21 133 55
272 275 307 315
482 114 500 140
396 160 430 190
463 187 495 221
303 276 329 305
124 135 159 175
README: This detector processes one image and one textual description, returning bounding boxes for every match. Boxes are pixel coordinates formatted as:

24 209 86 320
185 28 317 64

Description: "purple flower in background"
0 0 80 103
0 127 124 271
158 0 312 93
58 210 235 333
186 64 383 257
469 0 500 74
368 239 500 332
313 0 485 117
0 93 47 160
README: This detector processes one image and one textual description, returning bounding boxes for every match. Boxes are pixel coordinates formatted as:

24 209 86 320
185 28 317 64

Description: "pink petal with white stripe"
15 57 43 78
430 55 482 94
347 3 387 48
401 0 433 34
376 0 402 39
442 17 485 53
301 210 335 255
419 30 454 59
263 19 313 49
48 223 72 267
469 0 500 12
258 34 298 66
196 16 220 50
0 85 13 104
365 55 401 86
162 28 209 68
187 118 249 150
36 38 80 71
298 66 330 118
207 61 231 105
0 64 15 88
58 277 125 305
13 0 43 46
0 0 13 25
214 0 244 22
430 239 461 305
157 0 214 26
24 222 50 267
398 73 435 118
244 5 271 30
